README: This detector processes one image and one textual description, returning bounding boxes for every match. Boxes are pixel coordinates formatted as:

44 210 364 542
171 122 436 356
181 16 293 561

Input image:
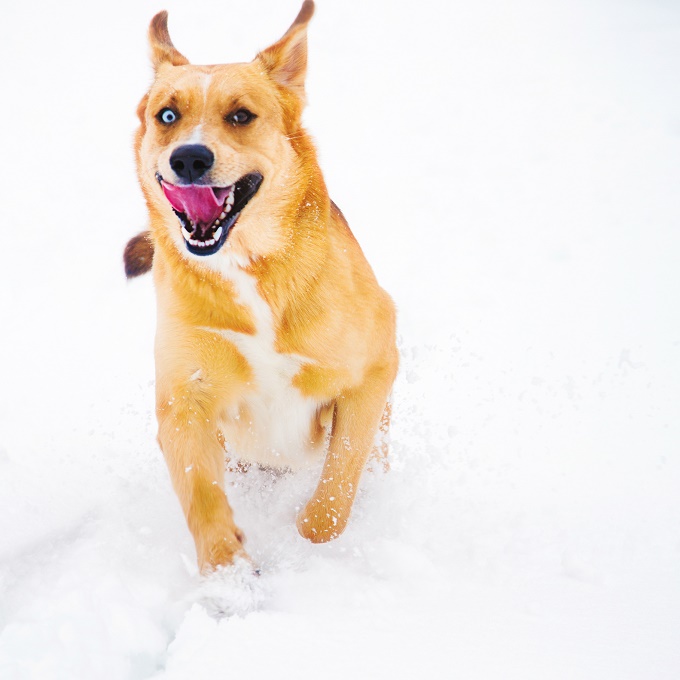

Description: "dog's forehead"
150 62 275 107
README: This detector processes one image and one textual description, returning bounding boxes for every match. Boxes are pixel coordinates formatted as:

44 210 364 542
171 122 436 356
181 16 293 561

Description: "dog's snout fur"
169 144 215 183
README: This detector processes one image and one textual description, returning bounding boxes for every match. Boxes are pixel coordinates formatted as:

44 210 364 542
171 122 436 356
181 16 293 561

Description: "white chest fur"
203 265 324 469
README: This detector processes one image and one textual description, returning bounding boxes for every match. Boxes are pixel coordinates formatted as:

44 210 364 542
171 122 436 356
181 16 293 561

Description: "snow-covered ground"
1 0 679 677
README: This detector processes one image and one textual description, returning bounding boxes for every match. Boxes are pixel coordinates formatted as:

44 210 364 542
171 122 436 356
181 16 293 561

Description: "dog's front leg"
155 337 249 573
297 364 397 543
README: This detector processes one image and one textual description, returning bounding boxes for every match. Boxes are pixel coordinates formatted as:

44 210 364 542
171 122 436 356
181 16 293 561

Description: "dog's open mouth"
157 172 263 256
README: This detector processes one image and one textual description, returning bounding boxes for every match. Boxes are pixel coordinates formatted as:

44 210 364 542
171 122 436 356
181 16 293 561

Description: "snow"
1 0 679 678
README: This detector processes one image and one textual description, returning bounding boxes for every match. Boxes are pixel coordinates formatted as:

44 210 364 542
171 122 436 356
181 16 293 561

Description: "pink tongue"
162 183 229 226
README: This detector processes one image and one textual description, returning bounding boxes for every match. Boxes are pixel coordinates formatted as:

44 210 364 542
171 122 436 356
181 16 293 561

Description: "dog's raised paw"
195 557 266 619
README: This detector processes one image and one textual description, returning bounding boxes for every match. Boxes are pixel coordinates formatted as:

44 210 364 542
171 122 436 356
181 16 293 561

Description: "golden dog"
125 0 398 574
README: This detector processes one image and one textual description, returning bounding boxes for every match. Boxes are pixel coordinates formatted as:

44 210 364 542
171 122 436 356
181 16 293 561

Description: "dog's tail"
124 231 154 278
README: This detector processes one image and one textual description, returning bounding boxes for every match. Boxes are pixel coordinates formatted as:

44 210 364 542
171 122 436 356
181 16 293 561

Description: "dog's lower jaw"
157 172 264 257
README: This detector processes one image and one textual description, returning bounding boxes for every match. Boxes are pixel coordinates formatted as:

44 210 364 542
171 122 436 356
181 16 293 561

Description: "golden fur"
127 1 398 573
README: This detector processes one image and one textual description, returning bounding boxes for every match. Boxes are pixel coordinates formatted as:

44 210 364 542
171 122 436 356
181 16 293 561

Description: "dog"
124 0 398 574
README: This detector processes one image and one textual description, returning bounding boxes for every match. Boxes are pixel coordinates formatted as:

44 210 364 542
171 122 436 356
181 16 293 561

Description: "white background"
0 0 679 678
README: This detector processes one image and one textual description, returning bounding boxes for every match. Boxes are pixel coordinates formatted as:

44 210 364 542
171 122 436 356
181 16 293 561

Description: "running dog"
125 0 398 573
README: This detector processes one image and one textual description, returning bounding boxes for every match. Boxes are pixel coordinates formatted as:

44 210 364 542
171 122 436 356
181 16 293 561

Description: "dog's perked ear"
148 11 189 70
255 0 315 99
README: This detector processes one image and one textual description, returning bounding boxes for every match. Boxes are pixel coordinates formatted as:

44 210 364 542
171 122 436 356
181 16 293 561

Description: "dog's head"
136 1 316 268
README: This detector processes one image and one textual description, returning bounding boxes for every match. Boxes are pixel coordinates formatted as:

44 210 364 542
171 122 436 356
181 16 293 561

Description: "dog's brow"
152 90 180 110
224 97 249 112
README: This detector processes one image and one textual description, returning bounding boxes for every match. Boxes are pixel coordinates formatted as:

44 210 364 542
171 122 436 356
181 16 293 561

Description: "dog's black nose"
169 145 215 183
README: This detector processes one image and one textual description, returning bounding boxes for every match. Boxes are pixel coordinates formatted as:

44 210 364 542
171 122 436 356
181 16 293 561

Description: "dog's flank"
124 231 154 278
127 0 398 574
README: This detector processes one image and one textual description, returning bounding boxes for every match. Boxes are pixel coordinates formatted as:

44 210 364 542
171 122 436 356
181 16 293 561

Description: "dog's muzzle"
157 172 263 256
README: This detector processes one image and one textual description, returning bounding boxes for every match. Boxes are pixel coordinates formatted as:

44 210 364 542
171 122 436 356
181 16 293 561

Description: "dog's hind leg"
296 363 397 543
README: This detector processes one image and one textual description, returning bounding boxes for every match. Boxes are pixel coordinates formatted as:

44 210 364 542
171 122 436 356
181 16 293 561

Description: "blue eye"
158 108 178 124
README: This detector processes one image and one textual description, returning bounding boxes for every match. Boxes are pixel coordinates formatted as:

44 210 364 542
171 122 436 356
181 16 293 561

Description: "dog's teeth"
181 226 192 241
219 211 227 220
224 204 232 213
206 238 215 246
214 226 223 241
214 219 221 226
227 192 235 206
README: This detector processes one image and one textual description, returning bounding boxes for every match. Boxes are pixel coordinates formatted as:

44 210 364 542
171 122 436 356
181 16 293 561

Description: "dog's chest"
208 267 323 468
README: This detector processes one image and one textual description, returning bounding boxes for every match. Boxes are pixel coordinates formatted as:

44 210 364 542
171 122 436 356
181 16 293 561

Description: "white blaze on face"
179 70 213 146
184 124 204 145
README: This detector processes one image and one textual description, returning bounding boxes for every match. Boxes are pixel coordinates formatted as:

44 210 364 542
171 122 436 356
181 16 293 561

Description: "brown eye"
227 109 256 126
